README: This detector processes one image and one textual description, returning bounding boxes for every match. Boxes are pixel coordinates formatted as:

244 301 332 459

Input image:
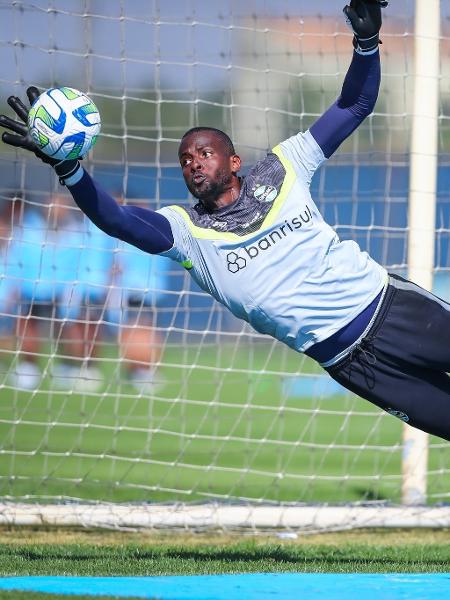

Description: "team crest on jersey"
253 184 278 203
211 219 228 231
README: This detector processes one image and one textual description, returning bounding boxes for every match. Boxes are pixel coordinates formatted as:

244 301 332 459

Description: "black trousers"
326 274 450 441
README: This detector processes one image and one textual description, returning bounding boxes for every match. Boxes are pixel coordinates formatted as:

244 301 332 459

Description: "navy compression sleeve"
67 170 174 254
310 50 380 158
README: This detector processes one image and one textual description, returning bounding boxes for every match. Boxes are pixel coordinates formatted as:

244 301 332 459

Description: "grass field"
1 526 450 576
0 342 449 506
0 527 449 599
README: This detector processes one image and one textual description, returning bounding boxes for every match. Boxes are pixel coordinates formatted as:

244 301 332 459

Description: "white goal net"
0 0 449 532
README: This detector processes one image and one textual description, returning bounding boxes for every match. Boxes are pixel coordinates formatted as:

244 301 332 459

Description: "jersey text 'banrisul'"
158 130 387 353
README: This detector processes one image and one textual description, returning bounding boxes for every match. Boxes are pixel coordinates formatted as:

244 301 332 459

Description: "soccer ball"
27 87 101 161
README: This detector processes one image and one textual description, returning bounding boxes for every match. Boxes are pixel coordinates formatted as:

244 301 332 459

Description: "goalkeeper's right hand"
344 0 388 55
0 86 81 184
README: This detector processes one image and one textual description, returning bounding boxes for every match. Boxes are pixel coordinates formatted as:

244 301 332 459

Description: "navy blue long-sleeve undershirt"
67 50 381 255
68 170 174 253
310 50 381 158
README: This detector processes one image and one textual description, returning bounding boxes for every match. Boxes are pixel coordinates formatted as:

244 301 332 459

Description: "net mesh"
0 0 449 519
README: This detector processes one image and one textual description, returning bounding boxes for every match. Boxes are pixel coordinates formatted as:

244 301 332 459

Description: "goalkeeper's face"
178 131 241 210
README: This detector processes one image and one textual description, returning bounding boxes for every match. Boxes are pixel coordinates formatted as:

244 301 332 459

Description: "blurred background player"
7 192 112 390
51 194 114 391
0 194 19 373
111 199 169 393
7 192 52 390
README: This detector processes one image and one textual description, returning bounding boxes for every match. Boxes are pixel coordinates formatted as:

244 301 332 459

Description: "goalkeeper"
2 0 450 441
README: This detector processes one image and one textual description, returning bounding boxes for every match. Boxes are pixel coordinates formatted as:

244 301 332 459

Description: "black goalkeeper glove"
344 0 388 54
0 86 81 185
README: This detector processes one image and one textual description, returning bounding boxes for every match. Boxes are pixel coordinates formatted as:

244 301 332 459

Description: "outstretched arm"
310 0 387 158
66 169 174 254
309 50 380 158
0 88 174 255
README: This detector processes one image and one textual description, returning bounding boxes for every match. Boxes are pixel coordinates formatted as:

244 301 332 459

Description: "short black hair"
180 127 235 156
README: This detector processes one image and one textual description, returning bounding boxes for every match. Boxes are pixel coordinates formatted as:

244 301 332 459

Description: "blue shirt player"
2 0 450 441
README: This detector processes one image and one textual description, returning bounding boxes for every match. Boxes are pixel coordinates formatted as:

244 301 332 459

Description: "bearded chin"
191 169 232 205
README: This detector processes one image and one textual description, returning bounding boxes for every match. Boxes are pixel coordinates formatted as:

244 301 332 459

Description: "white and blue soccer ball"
27 87 101 160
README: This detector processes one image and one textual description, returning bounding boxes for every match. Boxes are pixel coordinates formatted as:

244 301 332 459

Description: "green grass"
0 528 449 599
0 528 450 576
0 343 448 505
2 541 450 576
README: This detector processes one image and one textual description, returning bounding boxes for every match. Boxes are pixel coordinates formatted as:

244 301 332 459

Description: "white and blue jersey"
8 210 114 318
108 239 170 324
67 50 384 362
158 131 387 353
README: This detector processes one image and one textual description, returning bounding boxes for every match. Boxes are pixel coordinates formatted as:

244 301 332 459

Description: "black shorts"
18 292 107 322
326 274 450 441
18 300 57 319
75 292 107 322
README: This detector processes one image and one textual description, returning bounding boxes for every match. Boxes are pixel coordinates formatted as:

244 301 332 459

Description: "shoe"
51 363 80 390
10 361 41 390
52 363 103 392
75 365 103 392
129 368 164 395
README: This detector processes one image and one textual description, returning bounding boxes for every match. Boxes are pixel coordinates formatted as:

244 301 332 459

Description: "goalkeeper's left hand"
344 0 388 55
0 86 80 184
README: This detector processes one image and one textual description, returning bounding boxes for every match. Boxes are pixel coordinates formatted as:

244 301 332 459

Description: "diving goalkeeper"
2 0 450 441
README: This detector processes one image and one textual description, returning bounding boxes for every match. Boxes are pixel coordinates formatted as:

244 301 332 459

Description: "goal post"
403 0 441 506
0 0 448 532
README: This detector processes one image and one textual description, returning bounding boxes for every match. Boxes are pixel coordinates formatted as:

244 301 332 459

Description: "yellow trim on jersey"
181 259 193 269
166 144 296 242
